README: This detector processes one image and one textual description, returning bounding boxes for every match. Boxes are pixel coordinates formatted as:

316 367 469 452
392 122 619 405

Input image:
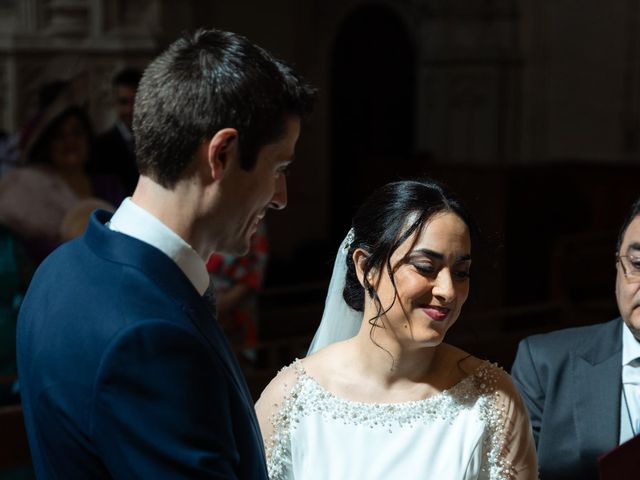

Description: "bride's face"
368 212 471 348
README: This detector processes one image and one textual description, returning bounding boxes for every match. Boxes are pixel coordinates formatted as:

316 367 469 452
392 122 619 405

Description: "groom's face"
216 116 300 255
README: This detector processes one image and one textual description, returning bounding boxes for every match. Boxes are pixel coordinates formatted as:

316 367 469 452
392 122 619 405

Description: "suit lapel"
185 298 265 449
572 320 623 463
187 299 253 403
85 212 264 447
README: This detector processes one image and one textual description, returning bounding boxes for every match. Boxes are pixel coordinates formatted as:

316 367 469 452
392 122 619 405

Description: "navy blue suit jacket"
17 210 268 479
511 318 622 480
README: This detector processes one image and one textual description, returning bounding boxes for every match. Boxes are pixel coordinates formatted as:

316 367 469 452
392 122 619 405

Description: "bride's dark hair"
343 179 478 327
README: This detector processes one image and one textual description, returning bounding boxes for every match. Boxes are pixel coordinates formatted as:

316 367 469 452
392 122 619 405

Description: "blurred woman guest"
256 179 538 480
0 81 124 263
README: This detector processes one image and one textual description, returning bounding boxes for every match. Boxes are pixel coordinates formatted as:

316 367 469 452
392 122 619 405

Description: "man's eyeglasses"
617 254 640 283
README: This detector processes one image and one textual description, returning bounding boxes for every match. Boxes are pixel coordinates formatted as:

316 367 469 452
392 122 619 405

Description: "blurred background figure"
0 81 68 179
0 78 125 265
0 129 21 178
207 221 269 364
92 67 142 195
0 224 33 406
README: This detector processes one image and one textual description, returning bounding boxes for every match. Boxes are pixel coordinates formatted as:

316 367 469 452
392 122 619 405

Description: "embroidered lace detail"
266 360 517 480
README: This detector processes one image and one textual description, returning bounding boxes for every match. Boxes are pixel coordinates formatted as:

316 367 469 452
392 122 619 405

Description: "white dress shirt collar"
622 321 640 367
108 198 209 296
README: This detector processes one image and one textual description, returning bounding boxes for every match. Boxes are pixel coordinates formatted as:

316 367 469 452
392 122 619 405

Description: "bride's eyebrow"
412 248 443 260
410 249 472 263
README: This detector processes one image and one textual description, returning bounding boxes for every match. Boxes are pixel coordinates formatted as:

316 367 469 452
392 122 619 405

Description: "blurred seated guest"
0 224 33 405
92 67 141 194
59 197 116 241
0 81 124 263
0 81 68 178
0 129 21 178
512 196 640 480
207 221 268 360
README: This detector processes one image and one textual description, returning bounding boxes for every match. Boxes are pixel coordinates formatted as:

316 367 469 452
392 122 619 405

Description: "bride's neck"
349 327 439 386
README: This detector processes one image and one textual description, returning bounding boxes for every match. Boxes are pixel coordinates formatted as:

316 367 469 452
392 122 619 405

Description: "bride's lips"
422 305 450 321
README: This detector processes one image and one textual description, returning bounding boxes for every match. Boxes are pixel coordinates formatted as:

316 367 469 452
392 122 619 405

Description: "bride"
256 179 538 479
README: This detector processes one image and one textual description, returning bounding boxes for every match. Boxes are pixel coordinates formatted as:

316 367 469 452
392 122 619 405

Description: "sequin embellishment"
266 360 517 480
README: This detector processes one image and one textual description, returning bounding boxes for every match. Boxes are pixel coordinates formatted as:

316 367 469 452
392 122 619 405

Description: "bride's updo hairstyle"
343 179 478 324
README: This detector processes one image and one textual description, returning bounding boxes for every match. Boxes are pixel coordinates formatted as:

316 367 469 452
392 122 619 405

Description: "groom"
17 29 315 478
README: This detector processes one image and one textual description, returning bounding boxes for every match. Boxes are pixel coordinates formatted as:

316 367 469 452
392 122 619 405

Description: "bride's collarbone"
302 349 482 404
301 367 456 404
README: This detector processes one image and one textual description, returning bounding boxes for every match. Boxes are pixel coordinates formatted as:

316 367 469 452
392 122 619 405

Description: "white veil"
307 230 363 355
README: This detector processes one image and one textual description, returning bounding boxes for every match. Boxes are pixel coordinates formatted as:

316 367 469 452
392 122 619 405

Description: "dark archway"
330 4 416 242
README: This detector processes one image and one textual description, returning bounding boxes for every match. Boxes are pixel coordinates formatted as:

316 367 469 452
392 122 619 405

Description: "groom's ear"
205 128 239 181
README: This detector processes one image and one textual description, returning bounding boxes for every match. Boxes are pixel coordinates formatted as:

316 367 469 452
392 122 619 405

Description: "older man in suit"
512 197 640 480
17 29 315 479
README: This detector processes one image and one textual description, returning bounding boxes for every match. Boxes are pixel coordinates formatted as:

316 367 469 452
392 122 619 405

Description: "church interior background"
0 0 638 400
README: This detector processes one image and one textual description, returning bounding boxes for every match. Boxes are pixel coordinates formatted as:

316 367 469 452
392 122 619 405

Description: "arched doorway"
330 4 416 241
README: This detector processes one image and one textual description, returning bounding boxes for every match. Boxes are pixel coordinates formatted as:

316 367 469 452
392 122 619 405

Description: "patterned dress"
207 221 268 349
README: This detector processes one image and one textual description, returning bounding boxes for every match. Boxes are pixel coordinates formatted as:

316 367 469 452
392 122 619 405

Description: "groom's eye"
276 164 291 176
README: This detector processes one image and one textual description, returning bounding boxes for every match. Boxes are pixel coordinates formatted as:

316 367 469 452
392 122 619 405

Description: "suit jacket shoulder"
521 318 622 365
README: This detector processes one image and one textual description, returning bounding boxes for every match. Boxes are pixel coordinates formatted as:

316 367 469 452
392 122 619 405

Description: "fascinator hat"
22 73 91 164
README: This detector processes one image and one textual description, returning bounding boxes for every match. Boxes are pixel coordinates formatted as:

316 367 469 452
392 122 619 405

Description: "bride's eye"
453 269 471 280
414 264 435 276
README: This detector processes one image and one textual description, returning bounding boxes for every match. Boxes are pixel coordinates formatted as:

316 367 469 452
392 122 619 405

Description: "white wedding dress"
261 359 537 480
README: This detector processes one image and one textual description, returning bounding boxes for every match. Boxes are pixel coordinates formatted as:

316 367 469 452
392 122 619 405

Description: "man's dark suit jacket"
16 210 268 479
93 125 138 195
512 318 623 480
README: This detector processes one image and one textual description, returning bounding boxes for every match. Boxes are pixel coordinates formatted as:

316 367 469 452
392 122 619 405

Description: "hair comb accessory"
342 228 355 253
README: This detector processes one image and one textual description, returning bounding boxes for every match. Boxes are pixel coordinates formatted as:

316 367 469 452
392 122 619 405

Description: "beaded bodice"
265 360 518 480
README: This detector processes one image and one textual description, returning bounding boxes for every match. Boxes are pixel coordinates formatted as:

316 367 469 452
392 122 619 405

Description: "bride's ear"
352 248 370 289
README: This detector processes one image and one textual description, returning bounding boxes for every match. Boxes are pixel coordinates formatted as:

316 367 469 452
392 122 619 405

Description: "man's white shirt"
620 321 640 442
108 197 209 296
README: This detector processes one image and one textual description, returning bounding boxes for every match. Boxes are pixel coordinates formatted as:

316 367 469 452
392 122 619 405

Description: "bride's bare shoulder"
436 343 487 377
256 341 347 409
439 344 518 393
299 341 350 380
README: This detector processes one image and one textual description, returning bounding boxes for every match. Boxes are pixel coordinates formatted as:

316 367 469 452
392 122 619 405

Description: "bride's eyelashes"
412 262 471 280
413 263 435 276
452 268 471 280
